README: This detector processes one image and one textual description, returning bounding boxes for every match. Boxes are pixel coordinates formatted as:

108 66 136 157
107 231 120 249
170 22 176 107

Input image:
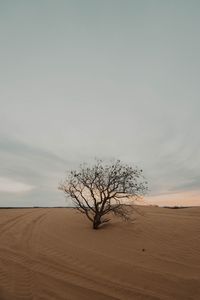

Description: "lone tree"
59 160 148 229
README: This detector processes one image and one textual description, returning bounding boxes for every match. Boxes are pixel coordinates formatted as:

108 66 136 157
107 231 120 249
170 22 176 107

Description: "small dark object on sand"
142 248 145 251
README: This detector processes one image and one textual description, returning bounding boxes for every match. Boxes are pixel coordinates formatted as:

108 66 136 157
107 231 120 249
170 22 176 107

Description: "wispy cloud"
0 137 70 206
0 1 200 206
0 177 34 193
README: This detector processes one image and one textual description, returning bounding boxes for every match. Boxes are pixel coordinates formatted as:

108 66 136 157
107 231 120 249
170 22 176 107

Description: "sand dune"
0 206 200 300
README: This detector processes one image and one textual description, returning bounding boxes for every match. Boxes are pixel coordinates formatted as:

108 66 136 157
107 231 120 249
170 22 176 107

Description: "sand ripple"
0 207 200 299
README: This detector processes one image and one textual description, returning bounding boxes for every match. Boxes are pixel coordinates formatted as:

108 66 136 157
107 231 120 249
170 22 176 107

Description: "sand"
0 206 200 300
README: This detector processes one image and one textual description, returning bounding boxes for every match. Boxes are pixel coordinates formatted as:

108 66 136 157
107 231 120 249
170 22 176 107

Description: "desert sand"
0 206 199 300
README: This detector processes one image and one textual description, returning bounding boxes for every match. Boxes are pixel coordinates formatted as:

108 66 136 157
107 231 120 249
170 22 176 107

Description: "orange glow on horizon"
145 190 200 207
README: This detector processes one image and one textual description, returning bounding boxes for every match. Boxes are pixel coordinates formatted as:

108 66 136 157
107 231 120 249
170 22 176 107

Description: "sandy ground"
0 206 200 300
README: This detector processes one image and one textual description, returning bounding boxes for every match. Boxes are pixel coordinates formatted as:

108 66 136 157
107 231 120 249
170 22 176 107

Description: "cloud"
0 177 34 193
0 137 70 206
1 1 200 206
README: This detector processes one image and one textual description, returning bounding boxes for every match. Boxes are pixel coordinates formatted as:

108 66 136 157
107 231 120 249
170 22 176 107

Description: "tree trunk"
93 214 101 229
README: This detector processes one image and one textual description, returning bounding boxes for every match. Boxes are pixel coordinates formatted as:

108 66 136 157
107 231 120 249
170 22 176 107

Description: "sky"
0 0 200 207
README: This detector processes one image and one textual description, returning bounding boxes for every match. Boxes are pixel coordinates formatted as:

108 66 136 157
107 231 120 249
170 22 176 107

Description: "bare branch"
59 159 148 229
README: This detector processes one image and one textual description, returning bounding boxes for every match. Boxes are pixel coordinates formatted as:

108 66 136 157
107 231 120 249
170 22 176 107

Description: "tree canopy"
59 159 148 229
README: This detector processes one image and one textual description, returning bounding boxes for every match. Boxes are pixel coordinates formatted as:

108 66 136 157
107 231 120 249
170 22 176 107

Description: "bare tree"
59 159 148 229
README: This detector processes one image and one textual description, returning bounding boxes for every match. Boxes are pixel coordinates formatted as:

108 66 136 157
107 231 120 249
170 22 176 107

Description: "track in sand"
0 206 200 299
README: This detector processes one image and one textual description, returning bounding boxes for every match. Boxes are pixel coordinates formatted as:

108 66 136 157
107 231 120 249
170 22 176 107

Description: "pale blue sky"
0 1 200 206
